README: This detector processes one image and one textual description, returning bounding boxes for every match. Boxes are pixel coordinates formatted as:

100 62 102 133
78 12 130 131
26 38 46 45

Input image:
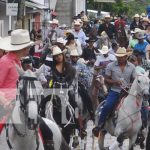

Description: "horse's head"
17 68 44 130
136 71 150 98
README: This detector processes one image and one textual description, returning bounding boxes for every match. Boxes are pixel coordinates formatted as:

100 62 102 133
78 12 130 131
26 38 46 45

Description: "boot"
92 123 104 137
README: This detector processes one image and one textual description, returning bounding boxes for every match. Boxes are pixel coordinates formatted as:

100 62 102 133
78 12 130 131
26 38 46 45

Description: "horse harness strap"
6 123 40 150
6 124 13 150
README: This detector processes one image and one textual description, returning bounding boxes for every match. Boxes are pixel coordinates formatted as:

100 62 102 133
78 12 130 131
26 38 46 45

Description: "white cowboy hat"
70 49 80 56
74 20 81 26
131 28 143 34
52 19 59 25
56 37 65 44
0 29 34 51
105 14 111 18
136 32 146 39
98 45 109 54
52 46 63 56
77 58 88 64
115 47 128 57
133 14 140 18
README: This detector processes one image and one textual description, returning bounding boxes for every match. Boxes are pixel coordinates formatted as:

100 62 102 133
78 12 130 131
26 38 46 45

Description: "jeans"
99 90 120 125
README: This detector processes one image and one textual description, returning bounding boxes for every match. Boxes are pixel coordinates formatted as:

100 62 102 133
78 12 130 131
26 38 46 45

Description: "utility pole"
15 0 25 29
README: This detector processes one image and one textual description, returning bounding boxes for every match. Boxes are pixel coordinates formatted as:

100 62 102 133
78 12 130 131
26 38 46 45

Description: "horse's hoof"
44 140 54 150
72 136 79 148
140 143 145 149
80 129 87 139
92 127 100 137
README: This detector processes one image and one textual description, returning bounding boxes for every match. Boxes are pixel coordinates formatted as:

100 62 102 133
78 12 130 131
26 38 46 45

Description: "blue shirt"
134 41 148 56
71 62 91 88
73 30 87 46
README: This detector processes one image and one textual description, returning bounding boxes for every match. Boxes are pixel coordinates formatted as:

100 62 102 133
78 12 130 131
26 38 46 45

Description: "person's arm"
146 44 150 60
105 64 122 86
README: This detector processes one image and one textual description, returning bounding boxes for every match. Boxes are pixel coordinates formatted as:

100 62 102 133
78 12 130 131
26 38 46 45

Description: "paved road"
0 120 146 150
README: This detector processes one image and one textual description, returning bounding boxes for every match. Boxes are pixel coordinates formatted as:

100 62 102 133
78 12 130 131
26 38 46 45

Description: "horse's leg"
129 133 138 150
146 127 150 150
98 131 105 150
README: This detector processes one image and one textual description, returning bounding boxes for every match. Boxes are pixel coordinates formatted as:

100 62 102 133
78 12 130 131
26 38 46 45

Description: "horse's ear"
16 64 25 76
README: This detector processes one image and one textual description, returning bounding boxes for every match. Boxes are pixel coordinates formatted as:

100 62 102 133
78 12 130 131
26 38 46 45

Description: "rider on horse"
70 49 94 119
92 47 136 137
0 29 34 131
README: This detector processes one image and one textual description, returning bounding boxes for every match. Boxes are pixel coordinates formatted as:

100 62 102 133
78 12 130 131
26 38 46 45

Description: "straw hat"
133 14 140 18
0 29 34 51
115 47 128 57
52 46 63 56
81 16 89 22
98 45 109 54
142 17 149 22
70 49 80 56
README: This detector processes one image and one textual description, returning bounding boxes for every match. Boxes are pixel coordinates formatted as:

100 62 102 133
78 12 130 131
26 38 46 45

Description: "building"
0 0 49 37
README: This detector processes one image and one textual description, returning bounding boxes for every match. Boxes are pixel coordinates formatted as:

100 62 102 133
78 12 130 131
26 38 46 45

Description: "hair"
112 42 118 49
66 33 75 45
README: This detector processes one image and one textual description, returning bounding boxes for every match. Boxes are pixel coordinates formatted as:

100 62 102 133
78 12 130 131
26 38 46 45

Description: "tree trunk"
15 0 25 29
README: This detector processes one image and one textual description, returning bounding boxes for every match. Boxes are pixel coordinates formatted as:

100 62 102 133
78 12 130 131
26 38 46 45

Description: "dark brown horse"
116 26 128 48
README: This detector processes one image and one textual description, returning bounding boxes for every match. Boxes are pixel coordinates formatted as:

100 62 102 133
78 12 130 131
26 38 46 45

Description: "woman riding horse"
40 46 79 144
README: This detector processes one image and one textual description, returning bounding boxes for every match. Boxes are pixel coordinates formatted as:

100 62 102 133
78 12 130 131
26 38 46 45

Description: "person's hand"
114 80 122 86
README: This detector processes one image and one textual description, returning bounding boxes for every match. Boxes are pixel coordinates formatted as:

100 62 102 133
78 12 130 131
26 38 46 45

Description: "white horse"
1 69 69 150
95 71 150 150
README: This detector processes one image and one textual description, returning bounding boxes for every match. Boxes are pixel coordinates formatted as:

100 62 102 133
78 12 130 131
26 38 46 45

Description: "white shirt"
95 53 116 67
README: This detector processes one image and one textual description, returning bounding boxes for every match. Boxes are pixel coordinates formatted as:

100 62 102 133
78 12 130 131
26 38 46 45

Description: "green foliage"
87 0 150 18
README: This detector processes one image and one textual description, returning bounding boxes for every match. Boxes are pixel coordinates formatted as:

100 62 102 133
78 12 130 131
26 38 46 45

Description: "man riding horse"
92 47 136 136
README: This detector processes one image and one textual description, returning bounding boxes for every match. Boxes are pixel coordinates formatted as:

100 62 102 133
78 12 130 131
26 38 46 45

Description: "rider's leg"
98 90 120 126
92 90 120 137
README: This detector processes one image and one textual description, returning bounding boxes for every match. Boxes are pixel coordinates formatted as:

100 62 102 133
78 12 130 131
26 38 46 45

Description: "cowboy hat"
74 20 81 26
105 14 111 18
133 14 140 18
70 49 80 56
0 29 34 51
56 37 65 44
78 58 88 64
98 45 109 54
115 47 128 57
137 32 146 39
142 17 149 22
81 16 89 22
52 19 59 25
52 46 63 56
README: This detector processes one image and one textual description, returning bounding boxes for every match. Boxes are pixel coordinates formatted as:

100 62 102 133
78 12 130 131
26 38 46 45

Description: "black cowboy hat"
86 37 97 43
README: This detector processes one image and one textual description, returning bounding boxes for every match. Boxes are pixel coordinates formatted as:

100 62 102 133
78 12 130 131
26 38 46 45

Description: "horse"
95 71 150 150
89 70 108 113
116 25 128 48
0 69 70 150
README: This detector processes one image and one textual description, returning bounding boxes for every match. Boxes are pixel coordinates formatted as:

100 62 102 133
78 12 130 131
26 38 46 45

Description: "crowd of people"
0 10 150 149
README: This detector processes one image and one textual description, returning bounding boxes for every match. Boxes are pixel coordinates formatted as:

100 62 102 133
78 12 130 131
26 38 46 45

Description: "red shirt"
115 20 125 30
0 52 21 101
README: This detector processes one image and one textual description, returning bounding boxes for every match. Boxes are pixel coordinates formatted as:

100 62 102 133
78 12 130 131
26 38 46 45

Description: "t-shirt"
134 41 149 56
95 53 116 67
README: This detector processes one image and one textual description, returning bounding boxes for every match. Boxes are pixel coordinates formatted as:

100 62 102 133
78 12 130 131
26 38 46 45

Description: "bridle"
6 76 40 150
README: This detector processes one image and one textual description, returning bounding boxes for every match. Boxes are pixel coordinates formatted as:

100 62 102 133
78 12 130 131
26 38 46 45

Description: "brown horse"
89 73 108 113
